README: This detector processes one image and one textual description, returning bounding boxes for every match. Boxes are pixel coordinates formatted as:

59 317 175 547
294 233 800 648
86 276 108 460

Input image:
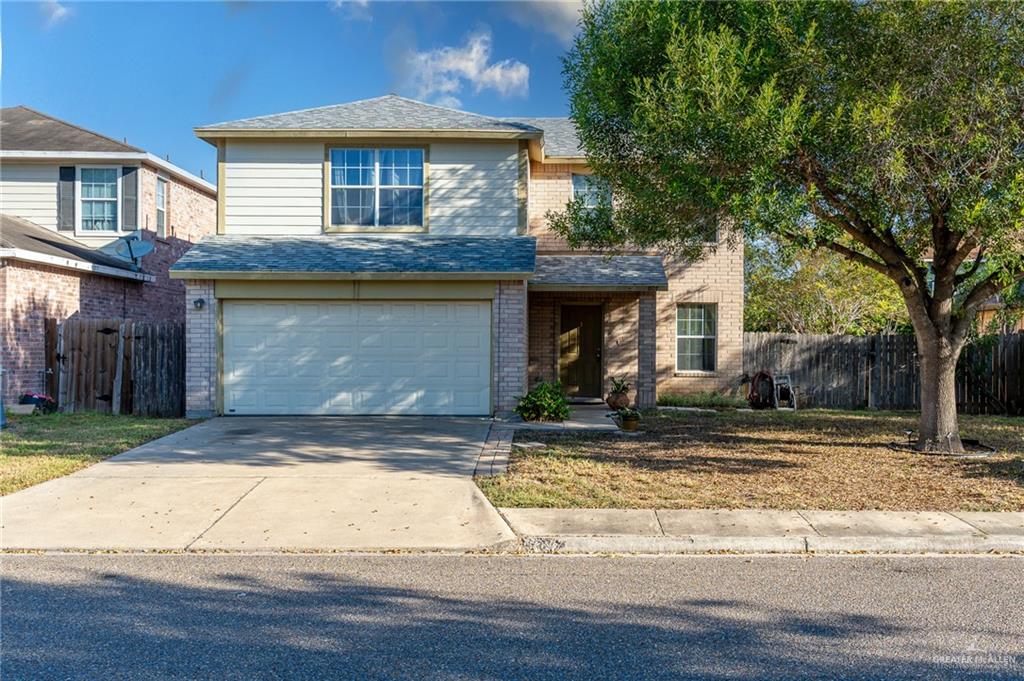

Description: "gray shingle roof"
0 213 139 272
531 255 667 290
504 117 582 158
1 106 142 153
199 95 543 134
170 235 537 277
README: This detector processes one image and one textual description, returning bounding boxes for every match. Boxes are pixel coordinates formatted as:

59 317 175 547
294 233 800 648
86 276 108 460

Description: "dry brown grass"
476 410 1024 511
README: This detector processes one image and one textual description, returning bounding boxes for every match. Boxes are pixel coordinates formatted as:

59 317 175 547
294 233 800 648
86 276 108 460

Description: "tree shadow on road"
2 556 1015 680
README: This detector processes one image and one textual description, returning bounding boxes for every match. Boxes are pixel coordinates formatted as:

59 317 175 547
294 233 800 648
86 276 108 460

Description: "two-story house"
0 106 217 401
171 95 742 417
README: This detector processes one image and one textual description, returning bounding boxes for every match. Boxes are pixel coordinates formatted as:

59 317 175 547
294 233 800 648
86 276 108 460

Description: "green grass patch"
1 412 195 495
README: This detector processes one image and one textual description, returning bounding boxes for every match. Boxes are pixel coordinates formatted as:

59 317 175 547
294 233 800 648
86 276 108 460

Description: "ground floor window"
676 303 716 372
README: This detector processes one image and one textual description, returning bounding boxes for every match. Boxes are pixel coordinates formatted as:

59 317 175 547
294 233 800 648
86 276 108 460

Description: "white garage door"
222 300 491 415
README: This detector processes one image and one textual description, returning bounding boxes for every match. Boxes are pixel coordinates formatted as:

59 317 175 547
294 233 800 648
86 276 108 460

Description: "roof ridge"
2 105 143 153
197 95 401 129
198 94 543 132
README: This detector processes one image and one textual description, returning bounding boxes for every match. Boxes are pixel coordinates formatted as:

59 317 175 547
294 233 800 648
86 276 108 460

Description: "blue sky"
2 0 581 180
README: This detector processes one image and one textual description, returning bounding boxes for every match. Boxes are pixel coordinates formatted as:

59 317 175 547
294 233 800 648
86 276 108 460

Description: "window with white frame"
155 177 168 237
571 173 610 209
79 167 119 231
676 304 717 372
330 148 424 227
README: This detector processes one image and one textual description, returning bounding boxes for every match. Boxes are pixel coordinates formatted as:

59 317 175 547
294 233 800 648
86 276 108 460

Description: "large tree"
551 0 1024 452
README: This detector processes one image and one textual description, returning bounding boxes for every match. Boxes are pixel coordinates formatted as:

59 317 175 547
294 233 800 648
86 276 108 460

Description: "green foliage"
658 392 747 410
554 0 1024 325
515 381 572 422
609 376 631 394
745 237 910 335
616 407 641 420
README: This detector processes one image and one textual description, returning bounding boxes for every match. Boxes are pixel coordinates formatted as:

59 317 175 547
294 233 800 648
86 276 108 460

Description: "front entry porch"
527 290 659 408
526 255 668 409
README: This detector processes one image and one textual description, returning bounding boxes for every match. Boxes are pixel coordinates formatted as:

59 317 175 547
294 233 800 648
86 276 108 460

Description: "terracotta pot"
606 392 630 410
620 417 639 432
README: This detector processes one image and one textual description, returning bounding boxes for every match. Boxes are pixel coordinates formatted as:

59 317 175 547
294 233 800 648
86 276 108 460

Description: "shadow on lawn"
0 560 1000 681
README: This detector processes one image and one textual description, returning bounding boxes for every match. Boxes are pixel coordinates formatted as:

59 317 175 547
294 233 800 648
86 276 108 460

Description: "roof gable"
0 106 142 153
503 117 582 158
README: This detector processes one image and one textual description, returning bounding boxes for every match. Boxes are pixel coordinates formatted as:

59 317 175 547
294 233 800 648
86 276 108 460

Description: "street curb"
519 534 1024 555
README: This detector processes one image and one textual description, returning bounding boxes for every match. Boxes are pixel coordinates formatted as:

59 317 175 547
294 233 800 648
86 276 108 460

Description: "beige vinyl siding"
0 163 59 230
428 142 518 236
223 141 323 234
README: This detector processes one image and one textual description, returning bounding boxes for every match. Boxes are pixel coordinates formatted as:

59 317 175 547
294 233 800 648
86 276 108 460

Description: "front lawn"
1 412 194 495
477 410 1024 511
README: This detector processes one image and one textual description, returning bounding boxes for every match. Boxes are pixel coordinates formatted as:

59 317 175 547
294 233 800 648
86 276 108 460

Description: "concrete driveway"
1 418 515 552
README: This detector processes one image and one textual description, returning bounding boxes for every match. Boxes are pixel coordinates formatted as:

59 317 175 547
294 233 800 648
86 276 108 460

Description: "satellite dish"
114 238 155 261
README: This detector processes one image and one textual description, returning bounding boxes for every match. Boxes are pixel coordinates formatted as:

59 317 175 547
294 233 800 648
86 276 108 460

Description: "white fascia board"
0 248 155 282
0 150 216 195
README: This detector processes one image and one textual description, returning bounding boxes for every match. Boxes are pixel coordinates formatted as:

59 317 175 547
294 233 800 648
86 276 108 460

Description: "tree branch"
954 245 987 286
953 267 1024 341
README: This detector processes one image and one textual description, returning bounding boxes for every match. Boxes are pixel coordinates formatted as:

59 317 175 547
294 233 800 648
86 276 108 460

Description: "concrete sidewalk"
499 508 1024 554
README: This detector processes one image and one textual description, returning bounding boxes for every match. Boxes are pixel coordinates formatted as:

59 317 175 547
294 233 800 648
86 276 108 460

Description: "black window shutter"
121 166 138 230
58 166 75 231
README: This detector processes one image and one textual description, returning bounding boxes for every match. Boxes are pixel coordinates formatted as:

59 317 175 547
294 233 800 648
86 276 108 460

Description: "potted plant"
606 376 631 410
616 406 641 432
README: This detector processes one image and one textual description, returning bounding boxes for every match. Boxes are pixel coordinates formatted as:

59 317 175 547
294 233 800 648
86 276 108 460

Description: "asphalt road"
2 554 1022 680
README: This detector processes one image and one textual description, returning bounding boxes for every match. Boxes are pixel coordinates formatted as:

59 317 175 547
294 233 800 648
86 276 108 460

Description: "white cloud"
40 0 70 28
329 0 371 22
505 1 583 46
402 29 529 108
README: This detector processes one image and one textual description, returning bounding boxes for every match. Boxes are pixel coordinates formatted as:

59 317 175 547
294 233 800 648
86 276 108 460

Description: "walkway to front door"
560 304 603 397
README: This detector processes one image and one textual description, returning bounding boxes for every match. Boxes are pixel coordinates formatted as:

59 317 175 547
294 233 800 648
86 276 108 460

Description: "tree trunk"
916 334 963 453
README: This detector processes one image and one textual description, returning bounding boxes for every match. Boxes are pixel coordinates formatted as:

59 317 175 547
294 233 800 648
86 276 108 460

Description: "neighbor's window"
79 167 119 231
571 173 610 209
330 148 424 227
155 177 168 237
676 304 717 372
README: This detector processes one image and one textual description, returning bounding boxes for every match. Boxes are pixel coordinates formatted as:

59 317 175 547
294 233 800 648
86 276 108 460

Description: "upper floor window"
330 148 424 228
155 177 168 237
571 173 610 209
676 303 717 372
79 167 119 231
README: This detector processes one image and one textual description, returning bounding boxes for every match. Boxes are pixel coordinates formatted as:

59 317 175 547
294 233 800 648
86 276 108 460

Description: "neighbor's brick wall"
131 164 217 323
0 262 145 401
527 161 745 399
527 291 656 408
184 279 217 417
493 280 528 414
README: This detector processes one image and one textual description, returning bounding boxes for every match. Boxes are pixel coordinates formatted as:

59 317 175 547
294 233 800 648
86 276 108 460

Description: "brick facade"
527 160 744 401
183 280 217 418
493 280 529 414
1 163 215 403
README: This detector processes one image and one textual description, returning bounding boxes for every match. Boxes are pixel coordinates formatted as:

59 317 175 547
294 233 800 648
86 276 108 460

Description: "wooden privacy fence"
743 332 1024 414
44 318 185 417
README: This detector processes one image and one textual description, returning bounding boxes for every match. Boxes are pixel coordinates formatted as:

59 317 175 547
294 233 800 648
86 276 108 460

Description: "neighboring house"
0 106 216 401
171 95 742 417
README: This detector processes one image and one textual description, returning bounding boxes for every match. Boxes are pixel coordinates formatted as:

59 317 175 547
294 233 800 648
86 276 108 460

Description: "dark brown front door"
559 305 603 397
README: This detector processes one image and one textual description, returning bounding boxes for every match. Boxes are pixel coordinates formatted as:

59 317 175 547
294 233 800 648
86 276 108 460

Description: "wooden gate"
48 318 185 417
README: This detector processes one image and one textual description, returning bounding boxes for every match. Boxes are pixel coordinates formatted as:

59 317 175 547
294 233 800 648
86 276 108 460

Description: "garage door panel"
223 300 491 415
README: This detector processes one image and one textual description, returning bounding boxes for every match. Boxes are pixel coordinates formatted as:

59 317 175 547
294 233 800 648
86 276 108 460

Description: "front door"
559 305 603 397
